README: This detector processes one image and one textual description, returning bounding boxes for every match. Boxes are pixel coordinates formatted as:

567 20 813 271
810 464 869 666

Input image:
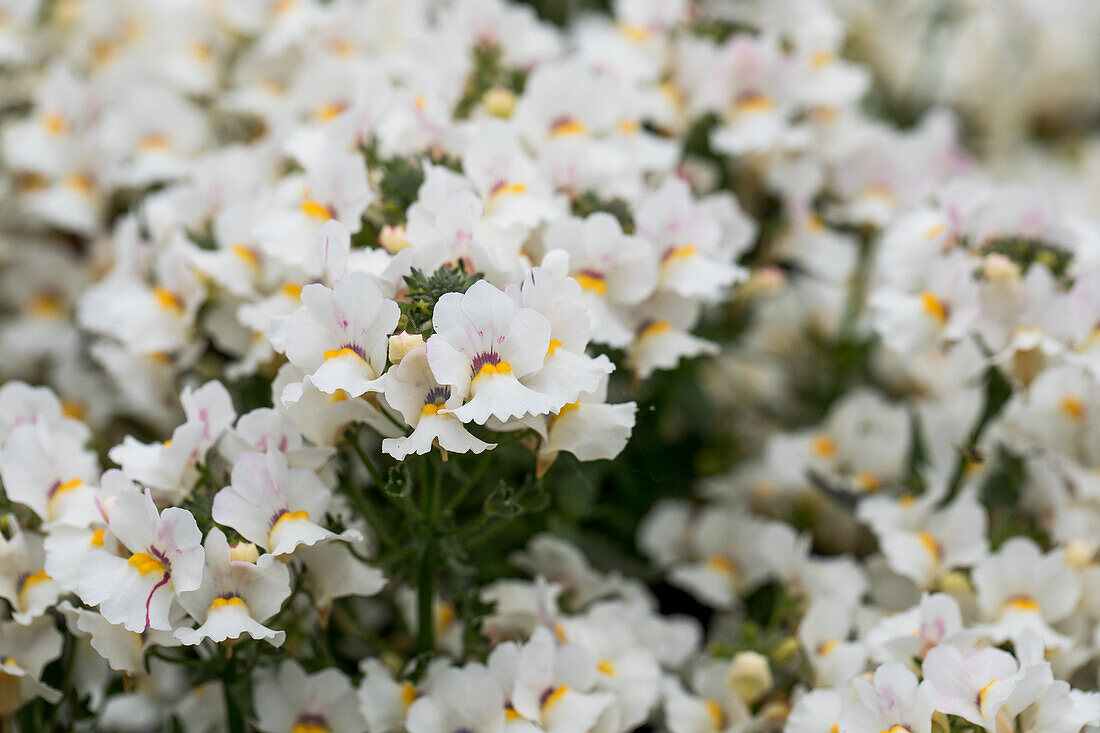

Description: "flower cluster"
3 0 1100 731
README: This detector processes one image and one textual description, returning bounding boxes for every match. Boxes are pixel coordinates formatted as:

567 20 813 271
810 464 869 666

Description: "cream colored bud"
483 87 516 118
1065 539 1094 570
742 266 786 299
982 253 1020 283
229 542 260 563
939 570 972 594
379 225 411 254
726 651 773 704
389 332 425 365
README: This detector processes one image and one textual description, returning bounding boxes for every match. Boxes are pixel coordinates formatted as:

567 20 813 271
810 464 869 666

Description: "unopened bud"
379 225 411 254
726 651 773 704
483 87 516 118
1065 539 1094 570
982 253 1020 283
229 542 259 563
940 570 972 594
389 332 425 365
742 266 786 299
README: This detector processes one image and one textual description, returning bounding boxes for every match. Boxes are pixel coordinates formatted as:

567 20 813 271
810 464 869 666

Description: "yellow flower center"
473 362 513 380
128 552 166 576
920 291 947 326
153 287 185 316
574 273 608 294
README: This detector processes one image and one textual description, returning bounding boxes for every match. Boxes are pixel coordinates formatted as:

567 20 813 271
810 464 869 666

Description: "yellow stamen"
436 602 456 631
1061 396 1085 421
546 339 562 356
816 638 839 657
1004 595 1040 612
128 552 166 576
209 596 247 612
597 659 616 677
300 199 331 220
924 222 945 240
550 119 587 138
491 182 527 198
41 113 67 136
19 570 51 597
811 50 833 68
65 173 95 194
574 273 608 294
554 621 568 642
90 529 106 548
505 707 522 721
323 347 364 361
61 399 86 421
551 401 581 426
735 94 775 114
706 554 738 576
705 700 727 731
189 42 214 63
231 244 260 266
811 434 837 459
153 287 185 316
139 133 171 150
664 245 698 262
28 293 65 319
620 23 650 42
918 531 943 561
920 291 947 326
420 403 443 417
400 682 417 708
617 119 640 135
272 510 310 535
473 362 513 380
291 725 328 733
541 686 569 711
898 495 916 508
281 283 303 299
638 320 671 341
855 471 881 492
315 102 346 122
52 478 83 501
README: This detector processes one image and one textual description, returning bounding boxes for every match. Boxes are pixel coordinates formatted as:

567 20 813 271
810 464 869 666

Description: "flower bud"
229 542 260 563
1064 539 1094 570
389 332 425 365
726 651 773 704
379 225 411 254
940 570 972 594
982 253 1020 283
482 87 516 118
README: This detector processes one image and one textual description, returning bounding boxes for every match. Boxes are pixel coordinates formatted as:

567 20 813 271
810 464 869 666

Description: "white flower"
837 662 935 733
77 490 205 632
212 451 354 557
971 537 1080 649
0 617 64 716
406 663 506 733
425 279 564 424
382 345 495 460
253 660 367 733
281 272 400 403
175 528 291 646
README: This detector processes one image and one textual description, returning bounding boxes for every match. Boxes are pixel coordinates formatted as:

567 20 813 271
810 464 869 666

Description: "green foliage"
454 44 528 119
571 191 636 233
978 236 1074 282
399 264 483 335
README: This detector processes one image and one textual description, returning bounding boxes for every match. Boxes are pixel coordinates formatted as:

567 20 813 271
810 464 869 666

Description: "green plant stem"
347 430 386 488
222 649 245 733
416 460 440 655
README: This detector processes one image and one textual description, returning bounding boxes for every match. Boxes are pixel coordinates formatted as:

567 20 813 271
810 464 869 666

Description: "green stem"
347 429 386 488
416 460 440 655
222 649 245 733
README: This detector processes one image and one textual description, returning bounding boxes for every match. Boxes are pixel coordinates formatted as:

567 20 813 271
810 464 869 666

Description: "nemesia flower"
837 662 935 733
175 528 291 646
425 279 564 424
253 660 367 733
0 617 64 715
212 450 357 557
281 272 400 403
